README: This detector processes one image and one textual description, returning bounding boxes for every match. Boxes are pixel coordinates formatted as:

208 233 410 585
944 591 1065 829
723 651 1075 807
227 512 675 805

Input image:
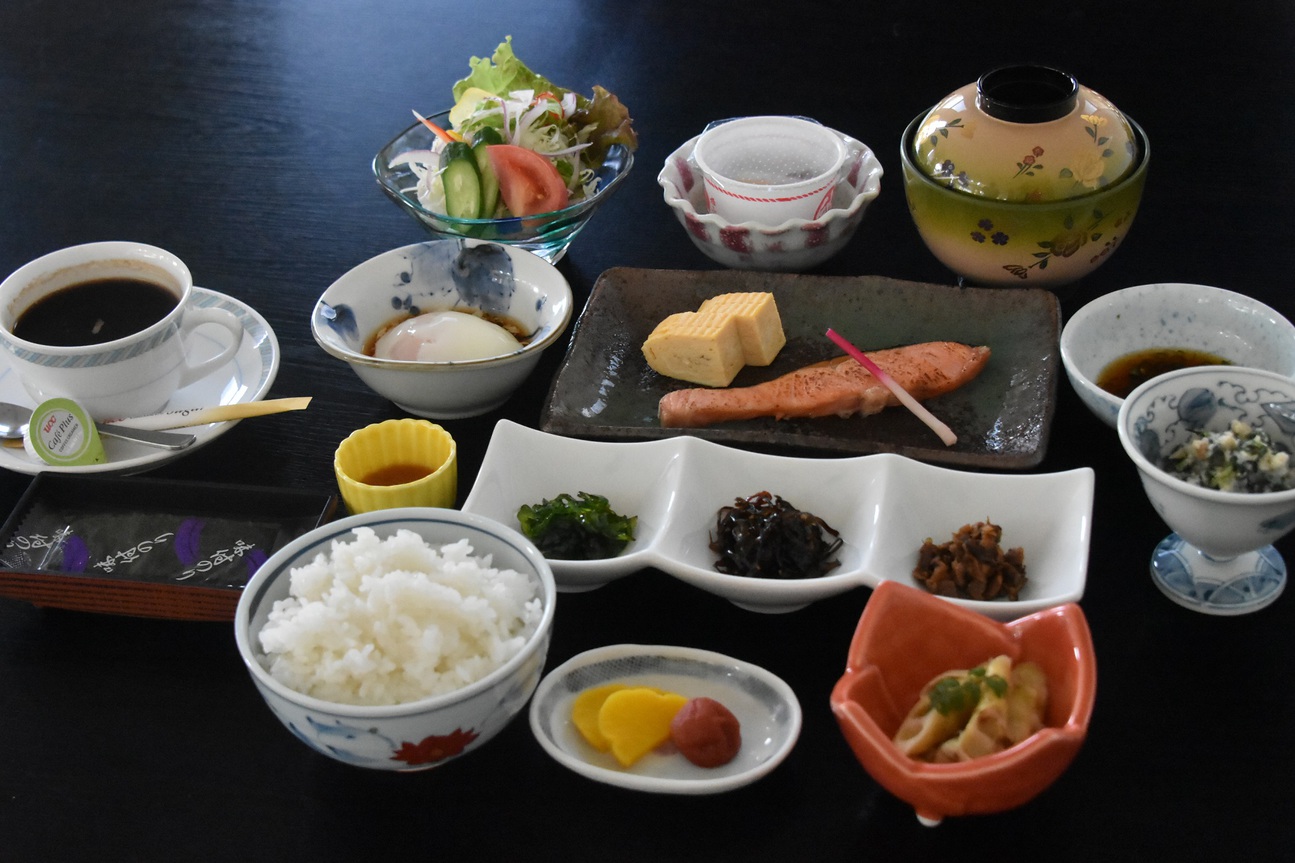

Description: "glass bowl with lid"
901 65 1149 287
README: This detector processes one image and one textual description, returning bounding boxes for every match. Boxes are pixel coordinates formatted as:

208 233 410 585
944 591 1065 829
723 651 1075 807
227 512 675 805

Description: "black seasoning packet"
3 506 283 588
0 475 335 590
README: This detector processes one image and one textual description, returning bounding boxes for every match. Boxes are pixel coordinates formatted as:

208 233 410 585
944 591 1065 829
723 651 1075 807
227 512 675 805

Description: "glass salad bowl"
373 111 634 264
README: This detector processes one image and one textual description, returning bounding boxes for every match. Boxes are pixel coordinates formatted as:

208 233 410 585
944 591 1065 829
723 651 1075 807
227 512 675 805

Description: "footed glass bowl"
373 111 634 263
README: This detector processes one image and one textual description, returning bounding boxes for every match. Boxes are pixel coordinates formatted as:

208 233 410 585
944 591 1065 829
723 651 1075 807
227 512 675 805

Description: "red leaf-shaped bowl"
830 581 1096 824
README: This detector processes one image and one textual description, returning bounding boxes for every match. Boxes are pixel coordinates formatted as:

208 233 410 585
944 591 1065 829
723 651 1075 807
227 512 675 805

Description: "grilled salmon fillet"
658 341 990 428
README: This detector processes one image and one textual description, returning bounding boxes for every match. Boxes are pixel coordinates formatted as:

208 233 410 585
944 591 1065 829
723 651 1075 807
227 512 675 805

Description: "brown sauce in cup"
1096 347 1233 398
360 463 436 486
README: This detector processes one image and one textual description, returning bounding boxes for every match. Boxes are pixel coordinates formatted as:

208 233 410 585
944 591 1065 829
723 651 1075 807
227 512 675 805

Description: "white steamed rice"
256 527 542 706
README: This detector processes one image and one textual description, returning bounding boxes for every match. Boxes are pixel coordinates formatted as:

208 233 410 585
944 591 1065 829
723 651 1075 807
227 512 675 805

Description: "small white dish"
658 129 882 272
1060 282 1295 429
0 287 279 476
462 421 1094 616
528 643 801 795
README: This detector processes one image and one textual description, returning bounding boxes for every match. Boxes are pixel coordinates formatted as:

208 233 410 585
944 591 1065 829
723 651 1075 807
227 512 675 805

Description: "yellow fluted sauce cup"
334 419 457 514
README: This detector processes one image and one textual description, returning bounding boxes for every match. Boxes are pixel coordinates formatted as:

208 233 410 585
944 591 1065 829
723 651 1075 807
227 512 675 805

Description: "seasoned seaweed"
517 491 637 560
709 491 842 579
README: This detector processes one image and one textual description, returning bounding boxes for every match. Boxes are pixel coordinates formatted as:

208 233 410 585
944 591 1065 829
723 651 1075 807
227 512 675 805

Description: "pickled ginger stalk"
826 328 958 446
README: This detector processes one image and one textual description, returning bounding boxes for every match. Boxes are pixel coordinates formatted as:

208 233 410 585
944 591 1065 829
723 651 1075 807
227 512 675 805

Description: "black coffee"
12 278 178 346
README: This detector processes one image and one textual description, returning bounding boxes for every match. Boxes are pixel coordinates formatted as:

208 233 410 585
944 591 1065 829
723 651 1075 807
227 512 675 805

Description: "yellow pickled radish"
571 683 630 751
598 687 688 767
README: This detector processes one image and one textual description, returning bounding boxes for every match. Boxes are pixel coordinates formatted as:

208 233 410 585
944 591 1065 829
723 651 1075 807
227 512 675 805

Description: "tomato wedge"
486 144 569 217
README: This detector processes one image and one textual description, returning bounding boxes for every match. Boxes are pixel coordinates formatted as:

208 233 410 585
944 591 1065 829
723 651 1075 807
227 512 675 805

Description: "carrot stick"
825 328 958 446
412 109 459 143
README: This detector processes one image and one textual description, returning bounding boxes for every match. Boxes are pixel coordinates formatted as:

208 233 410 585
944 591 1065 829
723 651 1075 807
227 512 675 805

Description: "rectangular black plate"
0 475 337 619
541 269 1060 469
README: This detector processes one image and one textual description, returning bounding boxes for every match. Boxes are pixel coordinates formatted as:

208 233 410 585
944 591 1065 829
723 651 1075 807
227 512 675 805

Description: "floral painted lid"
912 65 1139 203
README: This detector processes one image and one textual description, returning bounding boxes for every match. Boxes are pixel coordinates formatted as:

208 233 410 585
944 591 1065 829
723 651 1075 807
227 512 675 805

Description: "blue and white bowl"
1118 366 1295 561
1061 283 1295 429
311 239 573 419
233 508 556 771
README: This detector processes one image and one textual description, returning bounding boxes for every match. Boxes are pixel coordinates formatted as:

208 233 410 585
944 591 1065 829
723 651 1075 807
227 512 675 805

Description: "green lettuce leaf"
450 37 638 160
451 36 564 101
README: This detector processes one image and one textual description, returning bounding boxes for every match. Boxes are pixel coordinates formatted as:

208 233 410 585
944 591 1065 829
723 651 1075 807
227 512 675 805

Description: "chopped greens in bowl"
1164 421 1293 494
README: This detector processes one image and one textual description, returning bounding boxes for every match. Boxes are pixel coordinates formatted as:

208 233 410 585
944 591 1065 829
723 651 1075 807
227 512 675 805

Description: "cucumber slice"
472 125 505 146
473 142 500 218
440 141 483 219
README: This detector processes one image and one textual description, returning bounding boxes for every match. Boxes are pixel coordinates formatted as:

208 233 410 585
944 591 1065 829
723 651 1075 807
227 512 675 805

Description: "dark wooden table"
1 1 1292 860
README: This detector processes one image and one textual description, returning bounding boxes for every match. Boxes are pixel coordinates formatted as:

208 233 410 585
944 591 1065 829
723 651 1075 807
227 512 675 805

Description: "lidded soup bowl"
912 65 1138 202
902 65 1149 287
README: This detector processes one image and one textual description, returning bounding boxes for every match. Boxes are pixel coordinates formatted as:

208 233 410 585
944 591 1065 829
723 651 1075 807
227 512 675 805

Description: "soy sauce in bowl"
1096 347 1233 398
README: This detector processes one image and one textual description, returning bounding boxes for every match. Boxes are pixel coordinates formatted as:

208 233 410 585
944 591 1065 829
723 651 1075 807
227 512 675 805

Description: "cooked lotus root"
893 655 1048 763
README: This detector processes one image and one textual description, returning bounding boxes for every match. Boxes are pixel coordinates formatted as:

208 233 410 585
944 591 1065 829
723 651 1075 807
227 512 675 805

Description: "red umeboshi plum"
669 697 742 767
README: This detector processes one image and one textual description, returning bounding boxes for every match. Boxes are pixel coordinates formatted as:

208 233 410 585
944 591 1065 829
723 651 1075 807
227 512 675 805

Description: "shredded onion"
388 149 439 169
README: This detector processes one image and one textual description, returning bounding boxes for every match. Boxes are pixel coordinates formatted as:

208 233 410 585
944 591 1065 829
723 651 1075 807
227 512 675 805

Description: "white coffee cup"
0 241 246 420
693 116 847 225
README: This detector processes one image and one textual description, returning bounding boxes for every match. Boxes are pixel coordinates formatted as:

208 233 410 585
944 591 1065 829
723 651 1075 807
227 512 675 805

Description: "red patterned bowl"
658 129 882 272
830 581 1096 824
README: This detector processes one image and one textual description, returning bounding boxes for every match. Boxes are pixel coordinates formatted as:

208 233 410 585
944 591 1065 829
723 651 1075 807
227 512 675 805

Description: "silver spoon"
0 402 196 451
1263 401 1295 427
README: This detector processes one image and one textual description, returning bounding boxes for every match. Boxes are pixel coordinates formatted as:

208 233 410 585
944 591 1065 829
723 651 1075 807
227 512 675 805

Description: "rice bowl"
256 527 543 706
234 508 556 770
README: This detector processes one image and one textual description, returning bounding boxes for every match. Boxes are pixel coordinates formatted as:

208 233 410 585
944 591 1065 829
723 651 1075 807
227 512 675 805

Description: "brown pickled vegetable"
913 520 1026 600
709 491 842 579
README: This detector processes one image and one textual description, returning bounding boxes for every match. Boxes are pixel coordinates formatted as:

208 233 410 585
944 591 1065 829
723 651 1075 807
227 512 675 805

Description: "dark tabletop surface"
2 1 1293 860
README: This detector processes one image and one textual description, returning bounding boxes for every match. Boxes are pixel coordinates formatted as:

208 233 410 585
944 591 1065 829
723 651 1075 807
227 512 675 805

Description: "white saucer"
528 644 801 795
0 287 280 476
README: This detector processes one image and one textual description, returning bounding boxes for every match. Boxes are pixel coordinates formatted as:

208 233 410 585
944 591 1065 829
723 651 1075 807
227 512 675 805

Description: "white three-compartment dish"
0 288 279 476
462 421 1094 617
528 644 802 794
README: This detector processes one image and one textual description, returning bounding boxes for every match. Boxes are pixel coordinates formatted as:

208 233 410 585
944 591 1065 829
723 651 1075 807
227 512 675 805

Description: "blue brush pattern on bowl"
1117 365 1295 615
311 240 573 419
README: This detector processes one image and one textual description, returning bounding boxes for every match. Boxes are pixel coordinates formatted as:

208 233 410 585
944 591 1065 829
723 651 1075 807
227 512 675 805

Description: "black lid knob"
976 65 1079 123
